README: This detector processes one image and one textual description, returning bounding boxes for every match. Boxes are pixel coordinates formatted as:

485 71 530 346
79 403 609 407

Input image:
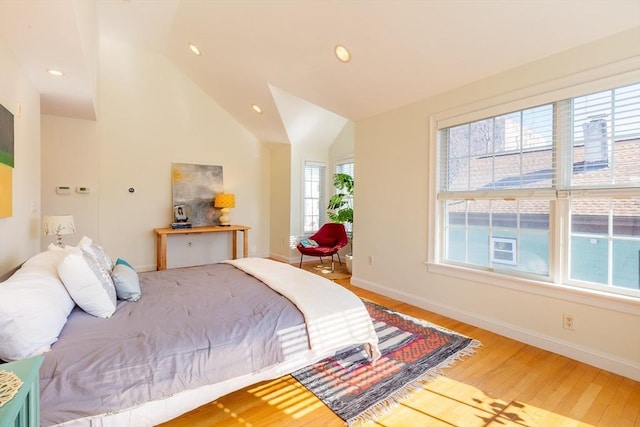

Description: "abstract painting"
0 103 14 217
171 163 223 226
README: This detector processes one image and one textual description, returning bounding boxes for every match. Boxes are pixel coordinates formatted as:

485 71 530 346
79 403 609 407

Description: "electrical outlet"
563 313 575 331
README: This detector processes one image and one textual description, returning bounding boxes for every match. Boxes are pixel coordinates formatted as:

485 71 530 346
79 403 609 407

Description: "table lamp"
214 193 235 226
43 215 76 247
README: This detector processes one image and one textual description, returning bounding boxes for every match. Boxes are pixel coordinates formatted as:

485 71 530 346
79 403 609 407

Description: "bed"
0 242 380 427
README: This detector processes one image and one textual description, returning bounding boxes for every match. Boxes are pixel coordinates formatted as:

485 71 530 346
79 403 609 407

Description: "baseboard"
269 252 326 265
350 275 640 381
268 252 297 264
136 263 158 273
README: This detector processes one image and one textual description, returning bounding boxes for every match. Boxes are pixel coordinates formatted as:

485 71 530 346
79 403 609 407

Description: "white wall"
36 38 271 271
39 35 357 271
95 38 271 271
329 121 354 171
268 143 292 262
0 39 42 274
72 0 98 118
353 27 640 380
41 115 99 248
328 121 354 260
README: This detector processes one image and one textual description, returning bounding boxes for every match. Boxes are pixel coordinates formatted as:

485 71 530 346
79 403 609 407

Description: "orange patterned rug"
292 300 480 426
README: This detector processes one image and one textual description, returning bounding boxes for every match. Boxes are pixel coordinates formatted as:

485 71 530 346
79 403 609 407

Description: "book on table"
171 222 192 229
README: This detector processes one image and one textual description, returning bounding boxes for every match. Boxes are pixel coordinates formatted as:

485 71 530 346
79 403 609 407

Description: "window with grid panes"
336 160 354 178
335 160 354 233
303 162 325 234
437 82 640 297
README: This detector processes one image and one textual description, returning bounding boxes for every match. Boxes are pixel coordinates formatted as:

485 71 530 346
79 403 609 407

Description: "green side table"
0 356 43 427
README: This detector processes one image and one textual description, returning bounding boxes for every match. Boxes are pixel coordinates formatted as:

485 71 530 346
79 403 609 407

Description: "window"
335 159 354 233
437 82 640 297
336 160 354 178
490 237 518 266
303 162 325 234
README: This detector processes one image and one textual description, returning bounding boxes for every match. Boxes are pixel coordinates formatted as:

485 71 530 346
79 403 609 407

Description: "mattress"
40 259 379 427
41 263 308 426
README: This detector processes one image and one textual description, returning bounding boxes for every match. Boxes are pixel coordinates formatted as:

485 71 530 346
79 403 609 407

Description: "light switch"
76 186 91 194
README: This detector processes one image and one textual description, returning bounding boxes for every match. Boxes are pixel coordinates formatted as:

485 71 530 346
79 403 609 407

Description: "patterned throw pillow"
77 236 114 272
57 247 117 318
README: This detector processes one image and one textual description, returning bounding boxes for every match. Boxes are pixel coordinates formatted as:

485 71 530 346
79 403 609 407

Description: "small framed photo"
173 205 190 223
490 237 517 265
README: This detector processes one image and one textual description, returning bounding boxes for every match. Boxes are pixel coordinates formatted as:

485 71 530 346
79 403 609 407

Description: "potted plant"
327 173 354 272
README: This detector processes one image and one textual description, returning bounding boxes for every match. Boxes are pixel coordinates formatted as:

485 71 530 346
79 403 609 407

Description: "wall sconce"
214 193 235 226
43 215 75 247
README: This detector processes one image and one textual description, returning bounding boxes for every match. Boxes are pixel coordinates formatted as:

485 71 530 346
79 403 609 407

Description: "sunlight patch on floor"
248 376 323 419
244 374 595 426
373 376 594 427
211 401 253 427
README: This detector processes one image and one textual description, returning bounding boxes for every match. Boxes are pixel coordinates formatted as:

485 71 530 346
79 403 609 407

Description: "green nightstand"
0 356 43 427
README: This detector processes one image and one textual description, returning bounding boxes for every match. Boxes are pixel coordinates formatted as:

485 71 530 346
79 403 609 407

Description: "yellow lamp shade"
214 193 235 208
214 193 235 226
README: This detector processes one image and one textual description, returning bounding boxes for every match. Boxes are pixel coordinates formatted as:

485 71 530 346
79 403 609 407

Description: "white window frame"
302 161 326 235
335 157 354 178
490 237 518 266
334 157 354 233
427 59 640 312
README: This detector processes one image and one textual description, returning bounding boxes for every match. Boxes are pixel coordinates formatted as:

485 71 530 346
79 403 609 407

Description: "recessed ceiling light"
47 69 64 76
188 43 201 56
252 104 263 114
334 45 350 63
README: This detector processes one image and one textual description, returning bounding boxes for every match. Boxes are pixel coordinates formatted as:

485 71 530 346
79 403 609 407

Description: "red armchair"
296 223 349 268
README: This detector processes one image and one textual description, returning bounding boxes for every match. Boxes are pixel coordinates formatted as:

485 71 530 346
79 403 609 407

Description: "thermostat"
56 186 71 195
76 186 91 194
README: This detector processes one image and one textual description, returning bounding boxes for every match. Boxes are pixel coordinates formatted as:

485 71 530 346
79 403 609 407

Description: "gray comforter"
39 263 308 426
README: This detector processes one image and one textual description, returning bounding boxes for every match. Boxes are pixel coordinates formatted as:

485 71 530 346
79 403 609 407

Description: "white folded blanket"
225 258 380 361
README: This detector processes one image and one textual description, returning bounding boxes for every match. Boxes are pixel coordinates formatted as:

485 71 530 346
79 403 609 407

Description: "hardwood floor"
160 270 639 427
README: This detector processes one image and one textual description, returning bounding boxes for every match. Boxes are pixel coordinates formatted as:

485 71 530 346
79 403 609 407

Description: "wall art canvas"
171 163 223 226
0 164 12 218
0 103 14 217
0 103 14 168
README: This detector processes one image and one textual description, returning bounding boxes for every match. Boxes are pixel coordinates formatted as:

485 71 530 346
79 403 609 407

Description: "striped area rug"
292 300 480 425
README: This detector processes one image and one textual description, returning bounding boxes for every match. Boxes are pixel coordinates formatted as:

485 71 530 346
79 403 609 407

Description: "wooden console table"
154 225 250 271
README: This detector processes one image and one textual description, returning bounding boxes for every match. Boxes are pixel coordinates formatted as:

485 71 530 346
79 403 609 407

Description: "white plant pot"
345 254 353 273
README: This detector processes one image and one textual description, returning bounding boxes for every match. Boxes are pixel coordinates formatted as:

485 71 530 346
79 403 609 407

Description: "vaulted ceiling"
1 0 638 145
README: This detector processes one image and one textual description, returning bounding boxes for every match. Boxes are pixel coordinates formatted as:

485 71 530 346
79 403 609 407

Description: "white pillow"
0 248 75 361
77 235 114 272
57 247 117 318
22 243 66 273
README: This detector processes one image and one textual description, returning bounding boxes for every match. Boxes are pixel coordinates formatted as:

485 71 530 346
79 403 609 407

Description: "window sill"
426 262 639 315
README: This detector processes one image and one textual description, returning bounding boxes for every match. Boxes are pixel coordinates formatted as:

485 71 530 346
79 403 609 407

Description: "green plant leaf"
327 173 354 227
